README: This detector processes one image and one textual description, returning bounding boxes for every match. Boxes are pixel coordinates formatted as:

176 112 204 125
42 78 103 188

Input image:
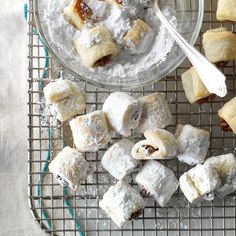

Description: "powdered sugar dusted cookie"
99 181 145 228
175 124 210 165
101 139 140 180
135 160 179 207
205 153 236 198
180 164 221 204
69 110 111 152
132 129 178 160
49 146 92 191
102 92 142 137
135 93 173 134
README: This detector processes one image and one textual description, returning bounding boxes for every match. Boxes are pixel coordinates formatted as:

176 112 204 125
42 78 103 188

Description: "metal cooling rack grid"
28 0 236 235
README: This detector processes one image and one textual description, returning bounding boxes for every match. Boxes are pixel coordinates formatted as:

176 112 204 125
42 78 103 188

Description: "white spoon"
153 0 227 97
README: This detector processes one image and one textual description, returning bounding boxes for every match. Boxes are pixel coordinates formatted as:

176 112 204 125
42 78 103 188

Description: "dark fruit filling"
143 145 158 155
220 118 232 132
197 94 216 105
75 0 92 21
129 209 143 220
139 186 150 198
215 61 229 68
94 55 112 67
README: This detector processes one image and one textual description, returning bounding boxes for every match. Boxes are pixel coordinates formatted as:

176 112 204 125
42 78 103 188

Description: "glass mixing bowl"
33 0 204 89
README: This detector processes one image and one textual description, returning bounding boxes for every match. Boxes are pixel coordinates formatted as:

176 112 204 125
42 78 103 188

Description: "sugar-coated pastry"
63 0 93 30
49 147 92 191
217 0 236 22
175 124 210 165
218 96 236 134
69 110 111 152
180 164 221 204
99 181 145 228
102 92 142 137
100 0 122 8
135 160 179 207
181 67 212 104
132 129 178 160
205 153 236 198
203 27 236 63
101 139 140 180
124 19 154 55
73 25 118 68
135 93 173 134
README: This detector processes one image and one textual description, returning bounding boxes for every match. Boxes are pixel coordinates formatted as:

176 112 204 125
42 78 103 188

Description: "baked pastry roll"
135 93 173 134
63 0 93 30
69 110 111 152
73 25 118 68
102 92 142 137
218 96 236 134
205 153 236 198
180 164 221 204
101 139 140 180
175 124 210 165
217 0 236 22
99 181 145 228
49 147 92 191
181 67 212 104
100 0 122 8
124 19 154 55
135 160 179 207
203 27 236 63
132 129 178 160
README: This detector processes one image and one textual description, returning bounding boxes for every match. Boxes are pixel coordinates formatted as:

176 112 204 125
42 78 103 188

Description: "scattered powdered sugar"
75 29 102 48
43 0 177 78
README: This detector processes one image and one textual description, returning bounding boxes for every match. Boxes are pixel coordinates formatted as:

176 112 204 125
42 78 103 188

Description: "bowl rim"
33 0 204 90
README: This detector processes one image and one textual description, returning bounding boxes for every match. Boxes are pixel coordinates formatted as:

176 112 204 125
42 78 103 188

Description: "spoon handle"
154 1 227 97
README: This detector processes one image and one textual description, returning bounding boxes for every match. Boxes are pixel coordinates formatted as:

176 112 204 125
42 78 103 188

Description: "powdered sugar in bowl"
34 0 204 89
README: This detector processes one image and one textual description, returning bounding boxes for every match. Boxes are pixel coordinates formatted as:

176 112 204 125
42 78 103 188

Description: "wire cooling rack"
28 0 236 235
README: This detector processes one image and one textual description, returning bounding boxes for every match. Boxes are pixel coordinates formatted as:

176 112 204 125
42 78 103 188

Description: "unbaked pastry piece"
217 0 236 22
73 25 118 68
205 153 236 198
218 96 236 134
49 146 92 191
124 19 154 55
135 160 179 207
102 92 142 137
132 129 177 160
99 181 145 228
69 110 111 152
202 27 236 63
175 124 210 165
100 0 122 8
179 164 221 205
135 92 173 134
181 67 211 104
101 139 140 180
63 0 93 30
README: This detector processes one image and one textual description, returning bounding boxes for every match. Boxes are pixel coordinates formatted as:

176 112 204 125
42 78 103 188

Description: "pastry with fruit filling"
132 129 178 160
218 96 236 134
63 0 93 30
73 25 118 68
217 0 236 22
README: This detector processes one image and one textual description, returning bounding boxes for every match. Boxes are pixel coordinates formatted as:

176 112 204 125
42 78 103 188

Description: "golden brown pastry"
63 0 93 30
203 27 236 63
73 25 118 68
217 0 236 22
218 96 236 134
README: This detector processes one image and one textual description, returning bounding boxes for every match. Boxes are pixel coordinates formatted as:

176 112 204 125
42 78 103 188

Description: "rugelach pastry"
179 164 221 204
101 139 140 180
102 92 142 137
63 0 93 30
203 27 236 63
218 96 236 134
69 110 111 152
73 25 118 68
132 129 178 160
99 181 145 228
205 153 236 198
175 124 210 165
135 92 173 134
135 160 179 207
217 0 236 22
181 67 213 104
49 147 92 191
124 19 154 55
